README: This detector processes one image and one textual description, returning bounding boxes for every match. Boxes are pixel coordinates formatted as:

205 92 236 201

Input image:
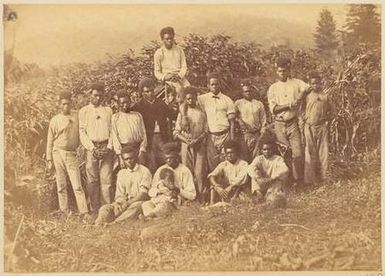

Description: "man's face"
208 78 220 94
310 78 322 93
225 148 238 164
277 67 290 82
60 99 71 115
118 96 131 113
122 151 138 170
262 144 274 159
90 89 103 106
162 33 175 49
242 85 253 101
165 153 179 169
185 93 197 107
142 86 155 102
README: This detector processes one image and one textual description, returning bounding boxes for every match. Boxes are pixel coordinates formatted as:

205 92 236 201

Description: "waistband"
209 129 229 136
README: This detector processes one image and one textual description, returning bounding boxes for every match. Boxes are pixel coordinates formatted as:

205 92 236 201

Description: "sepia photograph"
2 2 382 273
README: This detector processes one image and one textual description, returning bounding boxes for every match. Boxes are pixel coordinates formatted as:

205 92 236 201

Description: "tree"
313 9 339 57
343 4 380 47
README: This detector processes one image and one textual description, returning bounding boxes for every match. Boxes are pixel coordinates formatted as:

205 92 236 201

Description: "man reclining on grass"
94 145 152 225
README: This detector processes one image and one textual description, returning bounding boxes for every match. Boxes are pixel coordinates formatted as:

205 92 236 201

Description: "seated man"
208 140 249 205
142 167 179 218
150 142 196 205
94 145 152 225
247 136 289 206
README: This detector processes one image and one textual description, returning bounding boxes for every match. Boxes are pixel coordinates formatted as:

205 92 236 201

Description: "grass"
4 156 381 272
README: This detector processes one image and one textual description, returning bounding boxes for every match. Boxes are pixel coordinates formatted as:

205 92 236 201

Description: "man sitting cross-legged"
208 139 249 205
247 135 289 207
94 145 152 225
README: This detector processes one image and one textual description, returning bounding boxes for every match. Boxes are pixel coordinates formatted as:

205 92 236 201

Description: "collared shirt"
235 98 266 131
173 107 208 140
248 154 289 180
111 111 147 154
208 159 249 186
114 164 152 203
79 104 113 151
198 92 235 133
151 163 196 201
304 92 331 126
154 45 188 81
46 111 79 161
267 78 309 121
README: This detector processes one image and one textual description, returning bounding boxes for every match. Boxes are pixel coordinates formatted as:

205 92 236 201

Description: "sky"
4 4 353 68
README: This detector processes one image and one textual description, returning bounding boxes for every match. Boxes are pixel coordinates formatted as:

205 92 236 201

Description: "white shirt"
152 163 196 201
114 164 152 203
267 78 309 121
208 159 249 186
154 45 188 81
248 155 289 180
198 92 235 133
235 98 266 130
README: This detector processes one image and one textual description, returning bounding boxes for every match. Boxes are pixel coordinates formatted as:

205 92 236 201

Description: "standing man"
174 86 208 203
267 57 311 189
235 79 267 162
46 91 89 217
198 72 236 172
154 26 190 104
303 71 333 185
133 77 172 173
79 83 113 212
151 142 196 204
111 89 147 167
95 145 152 224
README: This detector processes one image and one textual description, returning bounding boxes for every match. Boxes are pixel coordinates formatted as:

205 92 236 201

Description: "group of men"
46 26 332 224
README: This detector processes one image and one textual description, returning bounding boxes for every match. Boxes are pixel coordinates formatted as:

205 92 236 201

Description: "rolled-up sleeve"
267 86 277 114
180 168 196 201
154 49 165 81
139 167 152 194
248 157 263 181
178 47 188 79
79 107 95 152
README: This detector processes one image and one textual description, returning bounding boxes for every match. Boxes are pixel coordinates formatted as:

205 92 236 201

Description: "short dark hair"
207 72 220 84
224 139 239 153
117 89 129 99
59 91 72 101
308 70 321 81
184 86 198 97
275 57 291 69
259 132 277 150
138 77 155 91
160 26 175 39
163 142 180 155
121 144 139 155
159 167 174 181
90 82 105 93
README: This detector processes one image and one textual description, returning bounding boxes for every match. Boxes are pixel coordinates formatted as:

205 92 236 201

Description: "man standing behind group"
133 77 172 173
154 26 189 104
46 91 89 217
111 90 147 168
198 72 236 172
79 83 113 212
267 57 311 189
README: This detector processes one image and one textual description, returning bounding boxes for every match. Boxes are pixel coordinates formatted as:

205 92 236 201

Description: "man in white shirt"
150 142 196 204
267 57 311 189
111 90 147 167
154 26 190 103
198 72 236 172
208 140 249 204
235 79 267 162
95 145 152 224
79 83 113 212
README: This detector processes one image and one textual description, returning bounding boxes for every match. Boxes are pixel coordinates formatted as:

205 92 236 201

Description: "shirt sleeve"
208 162 225 179
179 167 196 201
114 171 127 203
178 47 188 79
298 79 310 94
106 107 113 150
154 48 165 81
267 85 277 114
273 156 289 180
247 157 264 180
138 114 148 153
139 167 152 194
173 113 182 139
229 161 249 187
78 107 95 152
111 115 122 155
46 118 55 161
226 96 236 119
259 102 267 128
